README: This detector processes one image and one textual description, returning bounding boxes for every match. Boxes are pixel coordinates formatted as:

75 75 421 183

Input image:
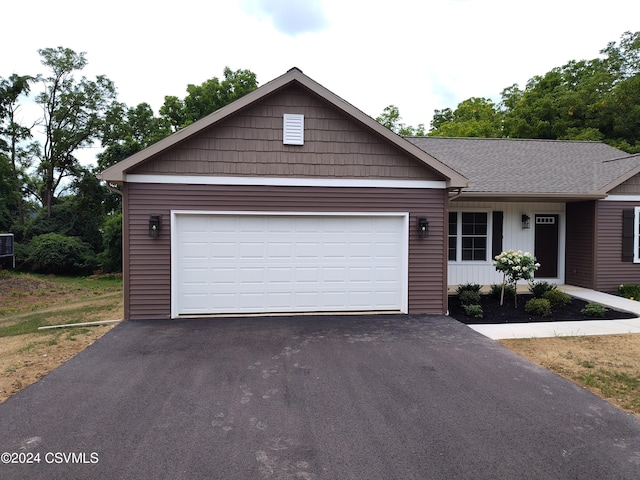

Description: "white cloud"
241 0 330 36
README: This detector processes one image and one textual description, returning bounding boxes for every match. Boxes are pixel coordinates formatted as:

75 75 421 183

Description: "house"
100 67 640 321
99 68 468 320
405 137 640 294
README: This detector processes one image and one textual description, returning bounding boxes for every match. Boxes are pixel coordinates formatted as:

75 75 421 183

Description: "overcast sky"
2 0 639 165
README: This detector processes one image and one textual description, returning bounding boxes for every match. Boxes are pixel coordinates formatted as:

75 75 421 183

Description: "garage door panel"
174 214 406 315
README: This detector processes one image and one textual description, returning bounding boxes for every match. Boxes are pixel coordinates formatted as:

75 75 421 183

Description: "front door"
534 215 559 278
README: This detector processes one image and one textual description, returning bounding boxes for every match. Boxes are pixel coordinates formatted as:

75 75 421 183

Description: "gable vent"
283 113 304 145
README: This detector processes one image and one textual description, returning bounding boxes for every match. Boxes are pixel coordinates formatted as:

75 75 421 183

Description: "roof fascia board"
453 192 607 202
99 68 468 188
595 162 640 195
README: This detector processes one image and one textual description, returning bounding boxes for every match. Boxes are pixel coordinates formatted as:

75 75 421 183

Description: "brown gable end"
130 85 443 181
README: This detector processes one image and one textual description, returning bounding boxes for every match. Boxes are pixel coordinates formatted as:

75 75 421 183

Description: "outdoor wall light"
149 215 161 238
417 217 429 238
521 214 531 229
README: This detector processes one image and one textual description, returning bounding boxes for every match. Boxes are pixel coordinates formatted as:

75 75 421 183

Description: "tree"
0 74 35 229
429 97 503 137
376 105 426 136
160 67 258 131
35 47 117 216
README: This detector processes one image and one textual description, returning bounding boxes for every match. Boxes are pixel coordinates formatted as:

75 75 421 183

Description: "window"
448 212 488 262
622 208 640 263
635 207 640 263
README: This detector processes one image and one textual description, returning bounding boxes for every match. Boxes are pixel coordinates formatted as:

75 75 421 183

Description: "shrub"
459 290 481 306
542 289 572 308
581 302 608 317
524 298 551 316
463 304 483 318
23 233 97 275
529 281 557 298
489 283 515 299
456 283 481 295
618 284 640 300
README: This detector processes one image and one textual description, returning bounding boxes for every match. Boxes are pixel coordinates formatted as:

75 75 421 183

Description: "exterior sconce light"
521 214 531 229
149 215 161 238
417 217 429 238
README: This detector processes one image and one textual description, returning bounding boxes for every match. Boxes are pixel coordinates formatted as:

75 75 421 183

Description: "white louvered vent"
283 113 304 145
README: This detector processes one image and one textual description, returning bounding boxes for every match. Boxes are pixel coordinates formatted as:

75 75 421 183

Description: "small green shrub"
23 233 97 275
618 284 640 300
581 302 608 317
459 290 481 306
542 289 571 308
489 283 515 299
456 283 481 294
529 281 557 298
463 304 483 318
525 298 551 316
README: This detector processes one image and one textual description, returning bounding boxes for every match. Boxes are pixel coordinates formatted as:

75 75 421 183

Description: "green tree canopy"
375 105 426 136
429 97 503 137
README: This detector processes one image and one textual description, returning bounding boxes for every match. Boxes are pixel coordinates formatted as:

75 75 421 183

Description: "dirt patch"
0 273 123 404
0 323 118 403
501 335 640 416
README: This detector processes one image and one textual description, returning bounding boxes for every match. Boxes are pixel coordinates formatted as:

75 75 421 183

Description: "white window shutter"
283 114 304 145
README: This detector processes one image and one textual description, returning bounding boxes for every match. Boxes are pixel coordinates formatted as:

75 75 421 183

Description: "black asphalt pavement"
1 314 640 479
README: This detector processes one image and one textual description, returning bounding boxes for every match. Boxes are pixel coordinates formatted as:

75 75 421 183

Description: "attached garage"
99 68 468 320
172 212 408 316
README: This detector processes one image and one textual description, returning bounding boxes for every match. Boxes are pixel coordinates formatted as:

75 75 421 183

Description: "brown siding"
131 86 442 181
125 183 447 320
565 201 596 288
595 200 640 293
609 174 640 195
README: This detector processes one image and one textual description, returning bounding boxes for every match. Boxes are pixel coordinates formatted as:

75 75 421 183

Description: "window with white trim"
448 211 489 261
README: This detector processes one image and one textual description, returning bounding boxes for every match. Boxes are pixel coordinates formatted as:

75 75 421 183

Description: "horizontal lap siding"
125 183 447 320
565 201 595 288
595 201 640 293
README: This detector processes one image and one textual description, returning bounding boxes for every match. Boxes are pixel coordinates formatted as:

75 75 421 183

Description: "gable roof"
99 68 468 189
405 136 640 200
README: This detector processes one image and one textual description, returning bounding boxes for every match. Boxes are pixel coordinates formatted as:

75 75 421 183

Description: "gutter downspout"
449 187 463 201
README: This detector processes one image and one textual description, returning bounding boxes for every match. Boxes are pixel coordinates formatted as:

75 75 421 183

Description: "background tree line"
0 47 257 274
2 31 638 275
378 31 640 154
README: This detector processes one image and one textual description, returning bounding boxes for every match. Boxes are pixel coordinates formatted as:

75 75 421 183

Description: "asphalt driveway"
1 314 640 479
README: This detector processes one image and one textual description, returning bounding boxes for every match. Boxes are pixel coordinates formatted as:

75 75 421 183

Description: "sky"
2 0 640 166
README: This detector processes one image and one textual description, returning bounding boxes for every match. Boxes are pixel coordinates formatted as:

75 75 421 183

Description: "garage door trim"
170 210 409 317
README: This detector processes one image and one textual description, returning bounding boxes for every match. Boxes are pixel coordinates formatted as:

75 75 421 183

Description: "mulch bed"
448 293 638 325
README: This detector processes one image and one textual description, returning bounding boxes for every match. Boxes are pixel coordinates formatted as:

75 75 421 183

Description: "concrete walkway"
467 285 640 339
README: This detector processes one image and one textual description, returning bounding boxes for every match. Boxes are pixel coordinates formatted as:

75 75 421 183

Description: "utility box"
0 233 15 269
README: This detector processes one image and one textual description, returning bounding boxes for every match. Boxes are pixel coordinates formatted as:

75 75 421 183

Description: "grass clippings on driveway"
501 334 640 416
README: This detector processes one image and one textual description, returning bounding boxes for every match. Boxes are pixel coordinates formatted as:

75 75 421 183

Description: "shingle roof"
405 137 640 198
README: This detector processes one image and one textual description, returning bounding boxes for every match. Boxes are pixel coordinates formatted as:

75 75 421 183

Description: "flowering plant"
493 250 540 306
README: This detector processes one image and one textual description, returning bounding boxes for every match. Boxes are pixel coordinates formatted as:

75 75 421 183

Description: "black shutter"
622 209 635 262
492 211 504 260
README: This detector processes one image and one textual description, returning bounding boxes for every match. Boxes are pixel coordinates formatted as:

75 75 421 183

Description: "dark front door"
535 214 559 278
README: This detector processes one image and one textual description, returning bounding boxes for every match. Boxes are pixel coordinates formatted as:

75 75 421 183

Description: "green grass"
581 368 640 413
0 298 121 337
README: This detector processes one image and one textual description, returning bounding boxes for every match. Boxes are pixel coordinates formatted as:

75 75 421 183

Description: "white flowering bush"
493 250 540 306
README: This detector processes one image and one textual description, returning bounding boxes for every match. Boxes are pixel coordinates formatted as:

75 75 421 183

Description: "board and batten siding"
123 183 447 320
609 173 640 195
447 201 566 286
595 199 640 293
132 85 442 182
565 201 596 289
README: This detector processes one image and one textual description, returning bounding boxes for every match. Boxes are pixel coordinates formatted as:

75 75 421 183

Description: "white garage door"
172 213 408 316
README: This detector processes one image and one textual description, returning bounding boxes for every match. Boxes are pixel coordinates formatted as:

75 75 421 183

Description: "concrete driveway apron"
1 314 640 479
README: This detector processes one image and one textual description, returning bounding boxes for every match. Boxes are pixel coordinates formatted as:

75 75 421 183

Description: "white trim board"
126 174 446 189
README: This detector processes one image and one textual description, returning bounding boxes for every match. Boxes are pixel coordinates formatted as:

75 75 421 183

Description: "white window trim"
448 210 492 263
634 207 640 263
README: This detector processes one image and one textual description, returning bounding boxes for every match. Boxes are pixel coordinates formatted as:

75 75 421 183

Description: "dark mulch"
448 293 638 325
